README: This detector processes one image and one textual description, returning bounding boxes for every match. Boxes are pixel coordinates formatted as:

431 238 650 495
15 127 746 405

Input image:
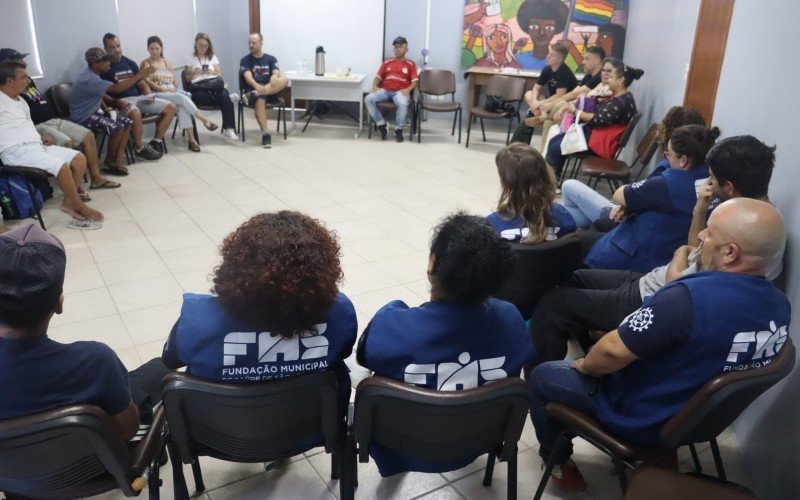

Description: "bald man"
528 197 791 493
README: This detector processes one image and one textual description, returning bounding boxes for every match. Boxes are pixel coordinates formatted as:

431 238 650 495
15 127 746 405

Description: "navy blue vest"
487 203 577 242
596 271 791 445
364 298 534 476
585 164 709 272
174 292 357 383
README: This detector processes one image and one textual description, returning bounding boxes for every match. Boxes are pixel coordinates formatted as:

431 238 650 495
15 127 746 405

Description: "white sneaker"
229 93 239 103
223 129 238 140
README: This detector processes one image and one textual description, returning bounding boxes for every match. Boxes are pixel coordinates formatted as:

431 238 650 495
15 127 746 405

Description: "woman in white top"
140 36 219 152
185 33 237 140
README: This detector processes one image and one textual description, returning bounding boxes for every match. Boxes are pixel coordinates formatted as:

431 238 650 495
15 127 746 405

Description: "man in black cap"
364 36 418 142
0 224 171 441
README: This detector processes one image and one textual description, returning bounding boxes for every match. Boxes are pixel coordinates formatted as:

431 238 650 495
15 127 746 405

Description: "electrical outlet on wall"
684 63 690 80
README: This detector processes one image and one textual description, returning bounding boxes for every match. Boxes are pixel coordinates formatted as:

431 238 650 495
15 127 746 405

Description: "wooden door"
683 0 735 123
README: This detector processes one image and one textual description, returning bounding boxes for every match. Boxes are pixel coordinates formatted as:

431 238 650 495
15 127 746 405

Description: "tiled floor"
9 113 749 499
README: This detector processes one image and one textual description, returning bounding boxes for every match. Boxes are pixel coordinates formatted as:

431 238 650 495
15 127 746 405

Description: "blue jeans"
560 179 614 228
528 361 600 463
365 89 410 129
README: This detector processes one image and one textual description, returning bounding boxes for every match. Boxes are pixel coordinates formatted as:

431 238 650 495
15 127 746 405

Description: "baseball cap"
85 47 111 64
0 225 66 327
392 36 408 46
0 48 27 63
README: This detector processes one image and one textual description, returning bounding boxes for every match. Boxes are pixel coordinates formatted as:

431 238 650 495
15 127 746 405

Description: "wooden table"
463 66 542 111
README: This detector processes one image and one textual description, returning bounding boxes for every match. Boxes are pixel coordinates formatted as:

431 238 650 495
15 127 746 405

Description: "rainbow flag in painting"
572 0 615 24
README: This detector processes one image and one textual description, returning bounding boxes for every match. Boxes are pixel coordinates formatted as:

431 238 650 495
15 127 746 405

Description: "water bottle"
315 46 326 76
1 191 18 220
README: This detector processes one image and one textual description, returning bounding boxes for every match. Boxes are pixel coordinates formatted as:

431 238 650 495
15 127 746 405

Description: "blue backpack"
0 174 45 219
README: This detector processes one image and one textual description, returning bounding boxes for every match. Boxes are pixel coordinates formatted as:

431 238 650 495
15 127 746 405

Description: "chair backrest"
613 111 642 159
47 83 73 119
659 337 795 448
162 371 341 463
485 75 526 104
0 405 136 498
353 376 530 463
625 467 757 500
492 235 583 319
419 69 456 97
631 123 661 179
181 68 190 91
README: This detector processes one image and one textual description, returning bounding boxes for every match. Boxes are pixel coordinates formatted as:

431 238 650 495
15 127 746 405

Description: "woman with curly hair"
655 106 706 152
488 143 576 243
161 211 357 413
356 212 534 477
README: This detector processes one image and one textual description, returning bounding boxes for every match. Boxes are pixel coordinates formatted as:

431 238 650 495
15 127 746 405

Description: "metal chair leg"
282 105 287 139
483 451 496 486
417 104 423 143
689 444 703 473
465 112 472 148
612 455 629 493
191 457 205 492
20 176 45 230
507 444 517 500
451 109 457 136
534 432 571 500
505 116 514 145
458 108 462 144
710 439 727 481
480 117 486 141
166 442 190 500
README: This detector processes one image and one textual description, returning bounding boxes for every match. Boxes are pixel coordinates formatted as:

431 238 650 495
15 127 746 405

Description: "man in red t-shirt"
365 36 418 142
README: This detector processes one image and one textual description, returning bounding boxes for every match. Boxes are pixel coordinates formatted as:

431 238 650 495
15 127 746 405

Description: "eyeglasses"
601 69 613 74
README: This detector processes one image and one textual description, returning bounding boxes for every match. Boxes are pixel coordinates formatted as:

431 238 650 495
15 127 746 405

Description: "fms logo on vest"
725 321 789 372
404 352 507 390
220 324 330 381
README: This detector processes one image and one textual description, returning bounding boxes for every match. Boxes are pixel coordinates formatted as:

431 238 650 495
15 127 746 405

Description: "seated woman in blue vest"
576 124 720 273
545 57 644 177
356 212 534 477
162 211 357 428
487 143 576 243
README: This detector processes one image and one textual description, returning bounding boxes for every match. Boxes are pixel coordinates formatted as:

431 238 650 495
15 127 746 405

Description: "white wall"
714 2 800 498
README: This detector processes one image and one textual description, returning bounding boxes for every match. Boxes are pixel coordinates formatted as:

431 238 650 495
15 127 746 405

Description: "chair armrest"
128 406 168 477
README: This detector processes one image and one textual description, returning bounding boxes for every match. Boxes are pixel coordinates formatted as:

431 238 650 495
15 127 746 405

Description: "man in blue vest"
528 197 790 493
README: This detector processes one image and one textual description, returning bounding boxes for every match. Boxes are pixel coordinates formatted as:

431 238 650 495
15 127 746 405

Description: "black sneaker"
395 129 404 143
148 139 164 155
135 145 162 161
377 124 388 140
262 133 272 149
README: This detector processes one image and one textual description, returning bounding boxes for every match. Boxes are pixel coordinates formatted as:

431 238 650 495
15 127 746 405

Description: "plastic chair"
533 338 796 498
465 75 525 148
415 70 462 143
0 405 168 499
236 72 287 142
47 83 72 119
559 112 642 185
162 371 343 500
342 376 531 500
580 122 660 191
493 236 583 320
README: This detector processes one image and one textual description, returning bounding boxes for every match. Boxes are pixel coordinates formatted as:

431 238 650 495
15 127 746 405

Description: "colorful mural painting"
462 0 629 72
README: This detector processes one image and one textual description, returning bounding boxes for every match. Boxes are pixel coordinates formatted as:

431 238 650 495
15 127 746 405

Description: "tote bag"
560 112 588 155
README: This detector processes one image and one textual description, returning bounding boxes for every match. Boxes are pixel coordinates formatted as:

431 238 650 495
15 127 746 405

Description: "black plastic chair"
581 122 659 191
465 75 525 148
559 111 642 185
493 236 583 320
415 70 462 143
534 338 796 498
342 376 531 500
162 371 343 500
237 72 287 142
0 405 168 499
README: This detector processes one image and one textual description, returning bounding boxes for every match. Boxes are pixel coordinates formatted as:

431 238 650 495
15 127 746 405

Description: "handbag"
190 76 224 91
560 111 588 155
484 94 514 113
588 123 627 159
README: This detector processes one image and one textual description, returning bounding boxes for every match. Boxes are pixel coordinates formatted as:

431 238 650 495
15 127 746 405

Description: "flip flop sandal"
90 180 121 189
189 142 201 152
204 122 219 131
101 165 129 176
67 218 103 230
78 191 92 202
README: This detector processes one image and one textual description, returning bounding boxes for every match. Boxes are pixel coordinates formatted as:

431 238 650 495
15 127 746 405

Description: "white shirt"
0 91 42 155
188 55 221 83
